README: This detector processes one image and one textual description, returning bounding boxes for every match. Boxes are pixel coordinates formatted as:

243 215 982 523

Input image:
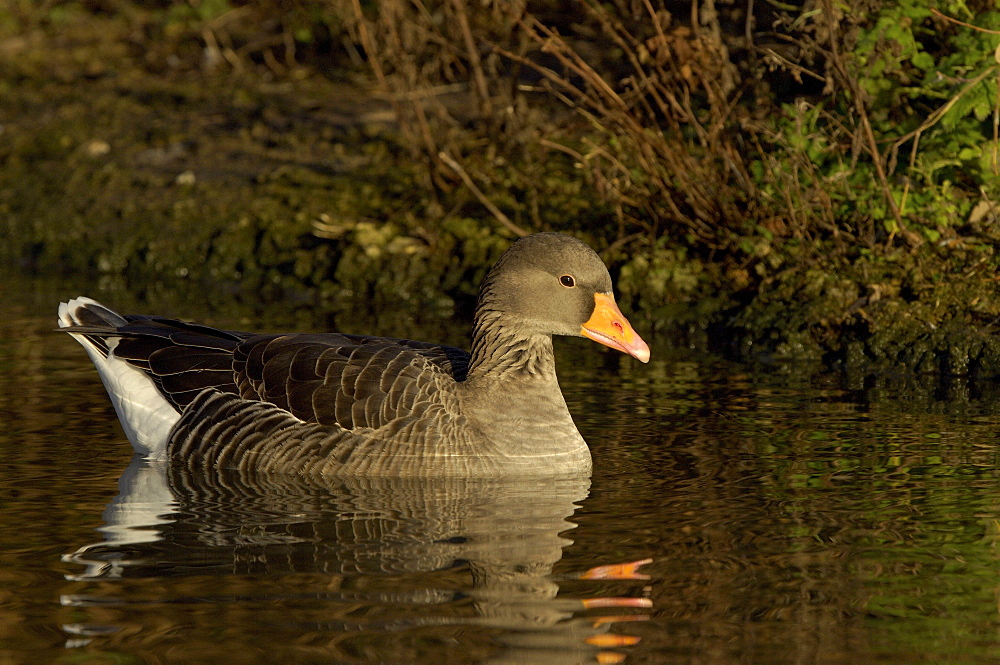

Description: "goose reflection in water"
62 459 652 664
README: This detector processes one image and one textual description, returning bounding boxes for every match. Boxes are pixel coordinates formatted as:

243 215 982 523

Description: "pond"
4 272 1000 665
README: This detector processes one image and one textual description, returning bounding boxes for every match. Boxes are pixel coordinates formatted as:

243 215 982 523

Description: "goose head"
474 233 650 363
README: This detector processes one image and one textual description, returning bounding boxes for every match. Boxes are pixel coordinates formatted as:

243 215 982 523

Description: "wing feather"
96 316 249 409
228 332 468 433
70 309 469 435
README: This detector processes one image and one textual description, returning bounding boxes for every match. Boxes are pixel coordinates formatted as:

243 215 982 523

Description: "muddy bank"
727 246 1000 376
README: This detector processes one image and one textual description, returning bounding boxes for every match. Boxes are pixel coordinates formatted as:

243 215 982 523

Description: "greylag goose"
58 232 649 476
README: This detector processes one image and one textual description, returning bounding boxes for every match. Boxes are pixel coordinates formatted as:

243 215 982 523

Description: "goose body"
59 233 649 476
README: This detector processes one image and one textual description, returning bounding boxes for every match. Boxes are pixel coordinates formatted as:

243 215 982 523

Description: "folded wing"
109 320 469 432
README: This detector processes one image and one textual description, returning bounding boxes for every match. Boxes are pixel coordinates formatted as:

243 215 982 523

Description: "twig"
538 138 584 162
745 0 758 73
994 69 1000 176
372 82 468 102
380 4 438 161
350 1 390 101
821 0 912 244
889 66 996 154
201 27 243 73
602 233 644 259
351 0 434 159
888 65 999 190
899 132 919 216
437 151 530 237
203 5 252 31
928 9 1000 175
450 0 492 119
930 8 1000 35
758 47 827 84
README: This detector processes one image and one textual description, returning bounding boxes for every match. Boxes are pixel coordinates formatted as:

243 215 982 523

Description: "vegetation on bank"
2 1 1000 373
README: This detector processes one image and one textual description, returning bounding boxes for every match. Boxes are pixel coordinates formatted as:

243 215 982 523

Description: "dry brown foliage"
348 0 762 251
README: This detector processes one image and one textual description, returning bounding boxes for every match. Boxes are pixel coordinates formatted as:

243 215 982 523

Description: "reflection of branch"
438 151 529 237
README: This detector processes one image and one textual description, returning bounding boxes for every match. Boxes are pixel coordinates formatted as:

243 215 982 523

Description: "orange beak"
581 293 650 363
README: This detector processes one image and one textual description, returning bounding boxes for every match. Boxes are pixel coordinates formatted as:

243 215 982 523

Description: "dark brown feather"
235 334 467 431
81 312 470 435
86 316 251 409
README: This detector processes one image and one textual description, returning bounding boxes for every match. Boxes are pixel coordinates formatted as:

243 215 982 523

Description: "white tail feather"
59 297 179 460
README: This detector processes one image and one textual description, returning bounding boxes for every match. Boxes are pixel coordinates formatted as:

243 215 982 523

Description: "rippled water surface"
6 273 1000 665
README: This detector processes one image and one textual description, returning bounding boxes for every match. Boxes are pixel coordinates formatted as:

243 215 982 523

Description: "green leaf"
911 51 934 70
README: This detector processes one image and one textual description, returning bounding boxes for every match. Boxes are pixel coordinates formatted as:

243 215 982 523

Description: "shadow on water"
60 460 651 664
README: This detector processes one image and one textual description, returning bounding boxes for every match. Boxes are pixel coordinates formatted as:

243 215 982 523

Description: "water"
5 273 1000 664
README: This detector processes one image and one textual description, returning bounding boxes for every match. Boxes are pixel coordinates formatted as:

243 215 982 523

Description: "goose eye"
559 274 576 288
